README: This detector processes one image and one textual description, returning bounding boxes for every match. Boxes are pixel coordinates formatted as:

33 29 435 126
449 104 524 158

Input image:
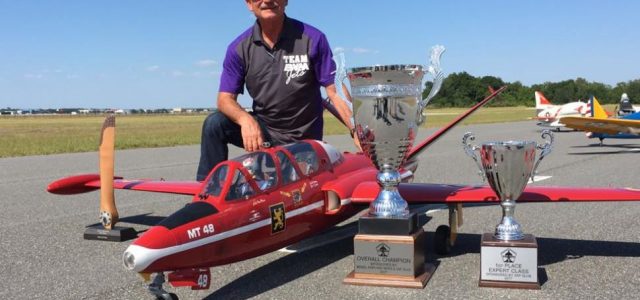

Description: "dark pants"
196 112 273 181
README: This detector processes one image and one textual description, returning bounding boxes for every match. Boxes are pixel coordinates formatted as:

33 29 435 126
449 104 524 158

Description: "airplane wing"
561 116 640 135
47 174 201 196
350 182 640 204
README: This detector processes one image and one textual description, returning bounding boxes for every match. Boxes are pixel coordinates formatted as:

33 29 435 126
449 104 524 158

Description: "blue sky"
1 1 639 109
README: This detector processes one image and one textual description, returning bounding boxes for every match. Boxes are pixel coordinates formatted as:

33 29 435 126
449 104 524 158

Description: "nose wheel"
148 272 179 300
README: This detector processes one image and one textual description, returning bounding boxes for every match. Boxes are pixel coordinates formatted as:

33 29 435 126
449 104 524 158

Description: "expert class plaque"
479 233 540 289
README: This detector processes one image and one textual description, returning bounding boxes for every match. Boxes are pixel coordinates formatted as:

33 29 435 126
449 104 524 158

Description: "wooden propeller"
98 115 118 230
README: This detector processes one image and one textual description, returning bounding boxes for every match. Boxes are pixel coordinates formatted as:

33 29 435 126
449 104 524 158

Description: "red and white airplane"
535 91 590 130
48 87 640 299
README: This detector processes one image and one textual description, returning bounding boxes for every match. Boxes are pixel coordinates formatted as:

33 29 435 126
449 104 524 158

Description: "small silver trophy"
462 130 553 289
349 45 445 217
462 130 553 240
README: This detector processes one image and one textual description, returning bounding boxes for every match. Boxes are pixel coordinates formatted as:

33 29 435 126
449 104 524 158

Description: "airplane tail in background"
589 96 608 119
535 91 552 109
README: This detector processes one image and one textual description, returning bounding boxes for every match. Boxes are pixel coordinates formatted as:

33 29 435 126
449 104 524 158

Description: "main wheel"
156 293 178 300
434 225 451 255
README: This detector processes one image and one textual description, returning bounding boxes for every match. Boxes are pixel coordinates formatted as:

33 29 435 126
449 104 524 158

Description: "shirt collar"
251 14 293 45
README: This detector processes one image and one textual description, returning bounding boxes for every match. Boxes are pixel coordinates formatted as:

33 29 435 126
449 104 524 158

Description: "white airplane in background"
534 91 589 131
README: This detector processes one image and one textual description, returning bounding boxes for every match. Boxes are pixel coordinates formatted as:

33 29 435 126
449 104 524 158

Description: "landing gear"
148 273 179 300
599 137 604 146
433 204 463 255
434 225 451 255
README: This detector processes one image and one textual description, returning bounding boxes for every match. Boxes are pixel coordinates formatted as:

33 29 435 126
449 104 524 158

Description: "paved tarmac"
1 121 639 299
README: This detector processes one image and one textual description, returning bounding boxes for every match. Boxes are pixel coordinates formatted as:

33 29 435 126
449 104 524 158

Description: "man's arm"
217 92 264 152
325 84 353 129
324 84 362 150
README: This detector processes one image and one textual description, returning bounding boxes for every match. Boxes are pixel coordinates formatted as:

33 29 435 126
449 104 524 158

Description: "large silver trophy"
343 46 444 288
348 45 445 217
462 130 554 240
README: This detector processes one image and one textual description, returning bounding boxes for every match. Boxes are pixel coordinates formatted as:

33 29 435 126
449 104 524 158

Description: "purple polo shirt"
219 16 336 144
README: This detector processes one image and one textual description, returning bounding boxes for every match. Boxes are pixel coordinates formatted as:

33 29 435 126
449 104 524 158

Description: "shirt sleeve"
219 44 245 94
312 33 336 87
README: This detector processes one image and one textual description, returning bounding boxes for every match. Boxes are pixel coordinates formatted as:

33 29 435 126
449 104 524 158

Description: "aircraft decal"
252 198 266 206
248 209 261 223
292 190 302 207
123 180 145 189
270 202 286 234
280 191 291 197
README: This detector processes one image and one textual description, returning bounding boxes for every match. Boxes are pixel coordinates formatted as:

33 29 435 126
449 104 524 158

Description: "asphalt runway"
2 121 639 299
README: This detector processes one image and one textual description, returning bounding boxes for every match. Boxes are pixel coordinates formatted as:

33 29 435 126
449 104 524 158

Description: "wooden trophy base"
344 213 435 289
344 262 435 289
479 233 540 289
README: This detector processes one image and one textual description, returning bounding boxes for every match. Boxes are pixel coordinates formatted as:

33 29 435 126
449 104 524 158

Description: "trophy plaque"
343 46 445 288
463 130 553 289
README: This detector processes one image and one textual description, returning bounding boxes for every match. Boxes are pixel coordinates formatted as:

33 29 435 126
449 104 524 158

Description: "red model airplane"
47 87 640 299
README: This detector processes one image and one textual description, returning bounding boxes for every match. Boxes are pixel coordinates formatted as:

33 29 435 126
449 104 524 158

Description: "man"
197 0 355 181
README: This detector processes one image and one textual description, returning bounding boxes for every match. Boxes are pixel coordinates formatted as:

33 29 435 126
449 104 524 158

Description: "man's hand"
238 115 264 152
217 92 266 152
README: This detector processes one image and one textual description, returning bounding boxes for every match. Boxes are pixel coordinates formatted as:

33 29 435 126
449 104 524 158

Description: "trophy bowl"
349 65 424 217
346 46 445 218
463 131 554 240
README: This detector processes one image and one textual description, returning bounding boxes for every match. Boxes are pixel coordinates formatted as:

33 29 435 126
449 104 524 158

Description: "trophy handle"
462 132 485 180
532 129 554 181
333 50 355 126
417 45 446 126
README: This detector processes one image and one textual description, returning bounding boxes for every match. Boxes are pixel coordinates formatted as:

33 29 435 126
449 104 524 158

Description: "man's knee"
202 112 230 138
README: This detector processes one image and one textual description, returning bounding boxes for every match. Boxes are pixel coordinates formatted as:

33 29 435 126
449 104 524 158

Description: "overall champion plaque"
463 130 554 289
343 46 445 288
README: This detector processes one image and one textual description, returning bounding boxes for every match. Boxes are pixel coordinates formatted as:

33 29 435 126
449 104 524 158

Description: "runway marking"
529 175 552 183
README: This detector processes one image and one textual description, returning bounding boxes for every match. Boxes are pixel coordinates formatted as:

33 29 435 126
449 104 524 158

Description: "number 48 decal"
191 269 211 290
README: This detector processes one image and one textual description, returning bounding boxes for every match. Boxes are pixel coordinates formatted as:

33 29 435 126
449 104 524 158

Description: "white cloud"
352 47 378 54
172 70 184 77
147 65 160 72
196 59 218 67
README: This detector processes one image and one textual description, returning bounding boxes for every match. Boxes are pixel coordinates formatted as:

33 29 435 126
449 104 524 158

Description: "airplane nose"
123 250 136 270
122 226 177 272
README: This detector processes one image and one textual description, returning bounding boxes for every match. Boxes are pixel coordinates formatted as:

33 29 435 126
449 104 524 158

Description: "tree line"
422 72 640 107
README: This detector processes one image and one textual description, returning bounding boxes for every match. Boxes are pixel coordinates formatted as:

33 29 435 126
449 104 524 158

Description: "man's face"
246 0 287 22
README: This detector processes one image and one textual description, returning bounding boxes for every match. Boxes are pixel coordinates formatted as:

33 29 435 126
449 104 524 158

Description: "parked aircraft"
47 87 640 299
561 96 640 145
534 91 589 130
616 93 640 117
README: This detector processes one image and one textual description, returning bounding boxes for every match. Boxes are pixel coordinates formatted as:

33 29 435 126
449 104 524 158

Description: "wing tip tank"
47 174 101 195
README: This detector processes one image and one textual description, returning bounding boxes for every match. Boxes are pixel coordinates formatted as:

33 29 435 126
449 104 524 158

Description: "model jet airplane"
561 96 640 145
47 87 640 299
534 91 590 130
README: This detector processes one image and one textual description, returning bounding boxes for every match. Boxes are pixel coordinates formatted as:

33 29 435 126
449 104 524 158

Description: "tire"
434 225 452 255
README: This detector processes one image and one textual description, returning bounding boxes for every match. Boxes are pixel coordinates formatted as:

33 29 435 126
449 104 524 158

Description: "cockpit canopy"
201 141 343 202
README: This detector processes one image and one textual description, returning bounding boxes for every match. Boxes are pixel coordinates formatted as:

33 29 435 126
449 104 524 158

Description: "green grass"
1 106 539 158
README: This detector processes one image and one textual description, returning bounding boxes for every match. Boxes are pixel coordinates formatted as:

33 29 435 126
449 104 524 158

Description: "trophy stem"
494 199 524 241
369 169 409 217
